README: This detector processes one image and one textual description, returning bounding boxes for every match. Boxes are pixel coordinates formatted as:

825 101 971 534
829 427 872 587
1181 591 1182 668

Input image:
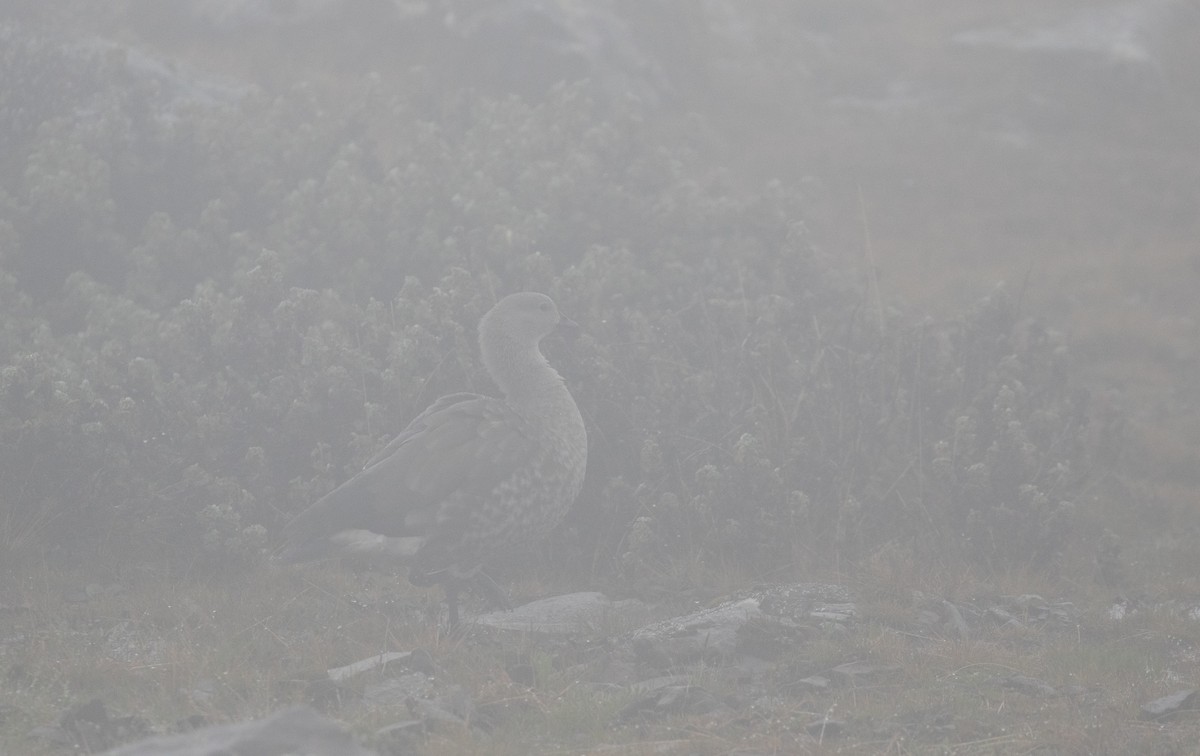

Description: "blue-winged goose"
278 292 587 625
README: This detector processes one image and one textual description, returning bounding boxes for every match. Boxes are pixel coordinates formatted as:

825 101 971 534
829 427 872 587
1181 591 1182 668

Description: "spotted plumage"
278 292 587 624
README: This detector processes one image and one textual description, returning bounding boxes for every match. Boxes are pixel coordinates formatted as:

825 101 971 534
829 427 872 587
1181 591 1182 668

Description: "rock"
1003 675 1057 697
914 595 973 639
319 651 440 713
327 650 433 682
627 675 694 696
363 673 434 708
988 606 1023 629
831 661 900 684
1140 690 1200 722
754 583 856 625
473 591 648 633
630 597 760 665
806 717 846 738
98 706 374 756
628 583 855 667
941 600 971 640
618 684 729 722
1002 594 1076 627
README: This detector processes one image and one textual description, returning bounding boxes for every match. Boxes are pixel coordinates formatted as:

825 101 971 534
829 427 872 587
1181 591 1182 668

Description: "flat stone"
327 651 429 682
1003 675 1057 697
627 583 855 667
1140 690 1200 721
474 591 647 634
631 597 761 664
618 684 728 722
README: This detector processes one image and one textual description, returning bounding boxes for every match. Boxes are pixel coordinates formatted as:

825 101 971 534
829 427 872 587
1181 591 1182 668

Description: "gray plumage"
278 292 587 623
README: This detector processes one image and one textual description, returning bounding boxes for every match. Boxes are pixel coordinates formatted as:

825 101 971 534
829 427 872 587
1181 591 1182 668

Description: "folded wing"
277 393 536 564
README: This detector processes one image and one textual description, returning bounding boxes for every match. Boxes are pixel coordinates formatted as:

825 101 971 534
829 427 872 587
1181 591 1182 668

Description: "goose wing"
278 394 536 562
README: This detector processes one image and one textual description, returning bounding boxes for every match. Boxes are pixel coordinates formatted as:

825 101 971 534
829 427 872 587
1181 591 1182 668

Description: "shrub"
0 32 1107 581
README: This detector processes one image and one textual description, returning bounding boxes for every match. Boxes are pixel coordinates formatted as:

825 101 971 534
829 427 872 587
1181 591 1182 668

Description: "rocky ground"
5 577 1199 754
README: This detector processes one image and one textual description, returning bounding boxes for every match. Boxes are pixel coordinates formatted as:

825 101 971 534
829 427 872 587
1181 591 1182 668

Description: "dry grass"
3 558 1198 754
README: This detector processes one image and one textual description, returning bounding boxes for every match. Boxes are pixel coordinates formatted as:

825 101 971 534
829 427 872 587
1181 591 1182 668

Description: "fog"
1 2 1198 752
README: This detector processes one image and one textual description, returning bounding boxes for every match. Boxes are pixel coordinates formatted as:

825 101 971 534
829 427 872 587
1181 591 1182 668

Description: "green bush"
0 33 1106 581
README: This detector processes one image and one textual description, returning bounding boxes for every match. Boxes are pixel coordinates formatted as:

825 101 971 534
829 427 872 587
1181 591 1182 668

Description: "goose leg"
443 582 460 627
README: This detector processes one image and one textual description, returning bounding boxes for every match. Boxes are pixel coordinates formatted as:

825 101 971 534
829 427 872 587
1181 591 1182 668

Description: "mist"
1 2 1198 753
